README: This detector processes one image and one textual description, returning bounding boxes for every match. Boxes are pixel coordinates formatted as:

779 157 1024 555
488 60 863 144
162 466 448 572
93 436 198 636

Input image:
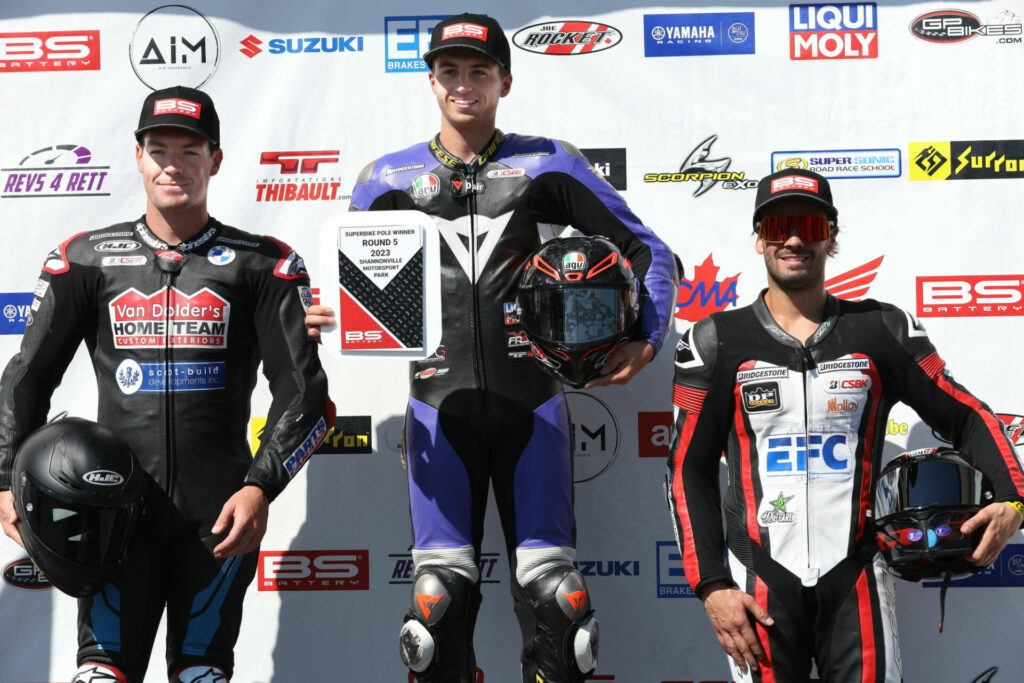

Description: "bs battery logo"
917 275 1024 317
0 30 100 72
910 140 1024 181
258 550 369 591
790 3 878 59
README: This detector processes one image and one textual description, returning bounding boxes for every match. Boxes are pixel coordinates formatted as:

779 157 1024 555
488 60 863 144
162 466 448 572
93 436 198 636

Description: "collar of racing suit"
751 288 841 349
133 216 221 253
428 129 506 170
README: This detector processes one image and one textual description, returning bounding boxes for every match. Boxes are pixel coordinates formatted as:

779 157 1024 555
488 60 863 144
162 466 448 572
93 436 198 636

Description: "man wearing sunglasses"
666 168 1024 682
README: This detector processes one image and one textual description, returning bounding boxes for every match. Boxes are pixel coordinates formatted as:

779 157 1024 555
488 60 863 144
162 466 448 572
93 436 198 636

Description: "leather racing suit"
0 217 334 681
668 293 1024 683
349 131 675 682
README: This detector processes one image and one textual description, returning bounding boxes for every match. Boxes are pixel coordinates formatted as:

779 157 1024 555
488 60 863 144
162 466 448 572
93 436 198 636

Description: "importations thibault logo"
771 148 899 179
909 140 1024 181
1 144 109 199
256 150 345 203
789 3 878 59
643 12 755 57
108 287 230 348
512 21 621 55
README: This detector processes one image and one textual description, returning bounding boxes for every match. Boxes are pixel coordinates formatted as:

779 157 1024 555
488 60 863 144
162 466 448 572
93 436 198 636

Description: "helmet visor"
20 477 139 567
875 458 987 520
520 286 629 346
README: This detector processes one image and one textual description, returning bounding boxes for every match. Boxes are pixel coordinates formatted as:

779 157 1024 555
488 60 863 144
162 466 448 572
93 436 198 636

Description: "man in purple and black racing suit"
306 13 675 683
0 86 334 683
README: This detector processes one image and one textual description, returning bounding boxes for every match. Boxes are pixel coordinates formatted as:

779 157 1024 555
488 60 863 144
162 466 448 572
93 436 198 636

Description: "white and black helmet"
12 418 145 596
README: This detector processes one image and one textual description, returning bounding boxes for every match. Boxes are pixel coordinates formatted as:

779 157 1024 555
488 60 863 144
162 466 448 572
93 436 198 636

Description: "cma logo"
765 434 850 474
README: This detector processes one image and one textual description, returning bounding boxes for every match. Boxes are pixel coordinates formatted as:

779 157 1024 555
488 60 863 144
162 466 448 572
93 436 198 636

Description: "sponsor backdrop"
1 1 1022 681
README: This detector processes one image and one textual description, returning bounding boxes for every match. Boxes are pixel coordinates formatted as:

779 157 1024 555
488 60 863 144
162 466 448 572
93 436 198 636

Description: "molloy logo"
512 21 622 55
256 150 343 203
130 4 220 89
83 469 125 486
910 9 1022 44
771 148 899 178
0 30 100 72
2 144 110 199
824 255 884 301
909 140 1024 181
3 558 53 590
566 391 619 482
916 275 1024 317
675 254 740 322
384 15 452 72
789 3 878 59
644 135 757 196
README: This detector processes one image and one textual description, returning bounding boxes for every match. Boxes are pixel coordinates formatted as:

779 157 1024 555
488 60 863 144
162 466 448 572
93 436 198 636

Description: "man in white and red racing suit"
667 168 1024 683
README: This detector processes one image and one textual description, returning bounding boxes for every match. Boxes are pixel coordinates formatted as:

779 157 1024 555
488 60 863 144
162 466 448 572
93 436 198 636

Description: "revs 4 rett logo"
2 144 109 199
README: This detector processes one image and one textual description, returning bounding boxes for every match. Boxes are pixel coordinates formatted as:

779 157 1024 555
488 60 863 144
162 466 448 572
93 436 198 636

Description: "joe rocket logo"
2 144 109 199
257 150 344 202
108 287 230 349
675 254 740 322
771 148 899 179
644 12 755 57
0 30 100 72
1 293 33 334
512 21 622 55
384 15 452 72
238 33 363 58
115 358 225 395
656 540 695 598
130 4 220 90
790 3 878 60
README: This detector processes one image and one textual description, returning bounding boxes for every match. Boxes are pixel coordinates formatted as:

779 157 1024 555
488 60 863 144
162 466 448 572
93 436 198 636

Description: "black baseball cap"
423 13 511 71
753 169 838 224
134 86 220 147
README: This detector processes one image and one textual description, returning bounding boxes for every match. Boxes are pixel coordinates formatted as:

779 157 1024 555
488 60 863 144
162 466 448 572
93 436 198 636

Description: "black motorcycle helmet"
12 418 145 597
874 447 994 581
516 236 639 388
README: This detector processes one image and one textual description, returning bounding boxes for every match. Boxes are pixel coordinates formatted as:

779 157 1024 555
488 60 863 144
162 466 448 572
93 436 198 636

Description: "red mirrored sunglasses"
757 214 832 243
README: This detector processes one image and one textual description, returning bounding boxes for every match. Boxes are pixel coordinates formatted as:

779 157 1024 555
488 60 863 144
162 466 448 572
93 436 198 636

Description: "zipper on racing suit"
466 167 487 396
154 254 184 503
800 346 818 581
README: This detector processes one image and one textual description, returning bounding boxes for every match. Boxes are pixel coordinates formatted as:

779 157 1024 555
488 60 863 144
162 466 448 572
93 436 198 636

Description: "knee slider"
171 665 228 682
399 566 476 674
525 566 599 674
72 663 130 683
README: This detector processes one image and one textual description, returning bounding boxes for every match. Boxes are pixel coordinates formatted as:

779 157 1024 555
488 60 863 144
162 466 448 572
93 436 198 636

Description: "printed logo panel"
764 434 852 475
771 148 898 178
384 15 451 72
108 288 230 348
644 12 755 57
512 21 622 55
258 550 369 591
656 541 696 598
789 3 878 60
0 30 100 72
917 276 1024 317
910 140 1024 181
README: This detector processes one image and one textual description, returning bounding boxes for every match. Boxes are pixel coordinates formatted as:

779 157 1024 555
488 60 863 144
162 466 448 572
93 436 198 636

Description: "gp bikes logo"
789 3 878 60
909 140 1024 181
512 21 622 55
771 148 899 178
916 275 1024 317
108 287 230 348
384 15 452 72
581 148 627 191
0 30 100 72
643 12 755 57
765 434 851 474
676 254 740 322
644 135 757 196
997 414 1024 446
258 550 369 591
238 33 363 58
656 540 696 598
824 255 884 301
911 9 1022 44
566 391 620 482
256 150 344 202
1 293 33 335
2 144 109 199
389 552 500 585
129 4 220 89
637 411 672 458
3 558 52 590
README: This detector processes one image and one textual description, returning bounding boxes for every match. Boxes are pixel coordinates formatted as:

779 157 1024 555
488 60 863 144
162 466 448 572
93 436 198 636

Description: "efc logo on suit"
765 434 851 475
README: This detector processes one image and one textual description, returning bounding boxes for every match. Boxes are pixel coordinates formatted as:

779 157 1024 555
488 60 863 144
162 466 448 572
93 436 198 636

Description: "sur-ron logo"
130 4 221 89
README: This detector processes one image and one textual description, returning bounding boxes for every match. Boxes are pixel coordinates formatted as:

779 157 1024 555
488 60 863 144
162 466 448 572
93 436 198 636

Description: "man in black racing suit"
667 168 1024 683
306 14 675 683
0 87 333 682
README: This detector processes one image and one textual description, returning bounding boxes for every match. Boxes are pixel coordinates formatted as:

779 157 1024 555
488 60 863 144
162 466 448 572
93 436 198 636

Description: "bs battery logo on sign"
916 275 1024 317
790 3 878 59
0 30 100 72
258 550 369 591
910 140 1024 181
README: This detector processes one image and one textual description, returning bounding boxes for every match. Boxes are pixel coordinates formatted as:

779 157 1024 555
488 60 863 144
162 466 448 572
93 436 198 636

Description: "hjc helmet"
516 236 639 388
12 418 145 597
874 447 994 582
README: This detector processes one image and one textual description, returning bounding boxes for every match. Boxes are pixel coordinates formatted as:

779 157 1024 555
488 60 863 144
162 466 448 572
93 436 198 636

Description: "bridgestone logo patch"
736 367 789 383
109 287 229 348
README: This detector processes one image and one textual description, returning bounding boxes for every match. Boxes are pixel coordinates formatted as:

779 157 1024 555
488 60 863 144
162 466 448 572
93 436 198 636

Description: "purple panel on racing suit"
405 397 474 548
513 392 574 548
